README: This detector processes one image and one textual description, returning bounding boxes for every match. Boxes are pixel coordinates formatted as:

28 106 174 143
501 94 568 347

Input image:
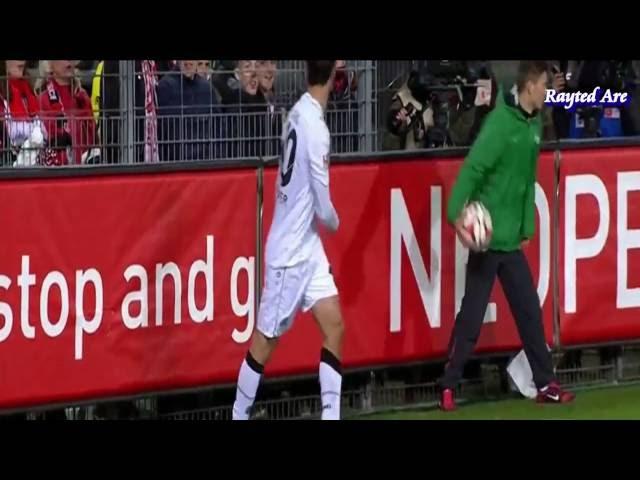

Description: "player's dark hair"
516 61 549 93
306 60 336 87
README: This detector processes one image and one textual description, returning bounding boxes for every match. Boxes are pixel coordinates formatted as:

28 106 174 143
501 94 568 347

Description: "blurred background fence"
6 60 563 166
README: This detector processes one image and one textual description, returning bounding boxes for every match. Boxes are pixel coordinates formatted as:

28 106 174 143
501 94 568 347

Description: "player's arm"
309 130 339 232
446 110 507 225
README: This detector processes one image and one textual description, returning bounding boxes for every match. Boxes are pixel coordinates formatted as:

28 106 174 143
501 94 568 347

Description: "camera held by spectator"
387 61 492 150
388 92 430 150
386 66 433 150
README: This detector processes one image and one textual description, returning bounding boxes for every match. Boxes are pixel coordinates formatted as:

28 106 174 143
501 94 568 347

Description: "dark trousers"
439 249 554 390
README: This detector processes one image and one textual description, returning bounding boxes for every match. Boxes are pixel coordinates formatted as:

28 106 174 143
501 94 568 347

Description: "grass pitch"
361 384 640 420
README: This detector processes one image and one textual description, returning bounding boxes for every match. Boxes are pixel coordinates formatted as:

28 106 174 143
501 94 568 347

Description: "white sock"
232 354 263 420
319 349 342 420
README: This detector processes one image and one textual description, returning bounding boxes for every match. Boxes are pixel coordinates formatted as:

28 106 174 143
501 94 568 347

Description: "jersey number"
280 128 297 187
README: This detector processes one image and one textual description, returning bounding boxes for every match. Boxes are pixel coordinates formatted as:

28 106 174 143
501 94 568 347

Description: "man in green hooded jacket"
439 61 575 411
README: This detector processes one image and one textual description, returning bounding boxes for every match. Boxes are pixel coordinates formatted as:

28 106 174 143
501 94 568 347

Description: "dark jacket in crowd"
157 73 221 162
101 60 147 163
213 72 239 108
218 83 268 159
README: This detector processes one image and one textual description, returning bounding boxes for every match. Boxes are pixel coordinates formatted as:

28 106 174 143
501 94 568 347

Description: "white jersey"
264 92 339 268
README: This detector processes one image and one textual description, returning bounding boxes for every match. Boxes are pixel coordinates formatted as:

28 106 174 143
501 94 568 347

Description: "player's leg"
311 296 344 420
232 330 279 421
232 264 309 420
312 295 344 358
439 251 499 396
304 250 344 420
498 250 574 403
498 250 553 387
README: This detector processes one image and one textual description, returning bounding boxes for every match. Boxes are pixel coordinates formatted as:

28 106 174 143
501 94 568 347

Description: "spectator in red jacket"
39 60 97 165
0 60 44 166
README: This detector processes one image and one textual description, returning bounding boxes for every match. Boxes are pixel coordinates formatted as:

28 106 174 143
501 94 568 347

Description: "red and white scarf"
1 78 43 147
141 60 159 163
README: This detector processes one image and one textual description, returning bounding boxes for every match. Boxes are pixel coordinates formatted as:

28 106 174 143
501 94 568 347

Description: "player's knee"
326 314 345 346
249 330 279 366
312 295 344 349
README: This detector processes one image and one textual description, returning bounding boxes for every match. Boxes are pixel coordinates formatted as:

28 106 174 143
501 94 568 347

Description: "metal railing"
5 60 640 167
159 346 640 420
5 59 640 166
14 346 636 420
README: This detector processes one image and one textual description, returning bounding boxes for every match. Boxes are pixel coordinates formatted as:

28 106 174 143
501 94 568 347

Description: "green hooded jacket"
447 88 542 251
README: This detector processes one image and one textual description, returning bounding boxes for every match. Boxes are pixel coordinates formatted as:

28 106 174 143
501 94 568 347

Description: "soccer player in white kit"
232 61 345 421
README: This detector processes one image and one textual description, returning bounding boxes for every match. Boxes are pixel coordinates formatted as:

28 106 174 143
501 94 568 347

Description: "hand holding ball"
456 201 492 252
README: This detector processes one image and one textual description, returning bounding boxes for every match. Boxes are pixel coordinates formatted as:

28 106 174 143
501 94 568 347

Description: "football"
462 201 493 251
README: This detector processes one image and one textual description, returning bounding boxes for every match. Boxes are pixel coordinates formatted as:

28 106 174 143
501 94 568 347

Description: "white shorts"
257 246 338 339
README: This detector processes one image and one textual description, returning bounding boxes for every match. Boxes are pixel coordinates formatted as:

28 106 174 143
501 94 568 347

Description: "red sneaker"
536 382 575 404
439 388 457 411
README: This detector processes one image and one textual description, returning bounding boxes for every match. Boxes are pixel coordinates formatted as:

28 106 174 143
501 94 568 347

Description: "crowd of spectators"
2 60 640 168
0 59 362 167
0 60 98 167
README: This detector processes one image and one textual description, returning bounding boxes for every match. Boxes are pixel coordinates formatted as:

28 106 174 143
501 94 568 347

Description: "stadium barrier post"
119 60 136 164
615 349 624 383
255 158 265 316
552 146 562 352
357 60 375 153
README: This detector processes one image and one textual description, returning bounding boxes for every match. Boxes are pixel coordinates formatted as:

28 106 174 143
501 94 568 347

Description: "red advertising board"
559 147 640 345
262 153 555 375
0 169 257 409
0 150 559 410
